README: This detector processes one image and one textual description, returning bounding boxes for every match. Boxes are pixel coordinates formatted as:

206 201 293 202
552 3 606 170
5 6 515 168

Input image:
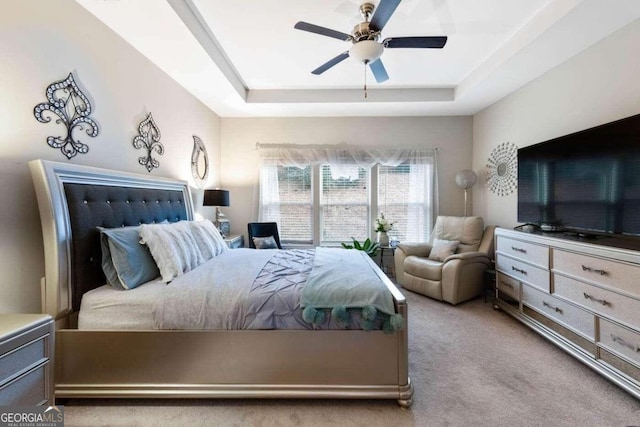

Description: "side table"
0 314 54 406
378 245 397 276
224 234 244 249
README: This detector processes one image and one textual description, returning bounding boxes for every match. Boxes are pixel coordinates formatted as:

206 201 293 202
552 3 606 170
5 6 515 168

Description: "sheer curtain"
377 150 438 242
257 143 439 242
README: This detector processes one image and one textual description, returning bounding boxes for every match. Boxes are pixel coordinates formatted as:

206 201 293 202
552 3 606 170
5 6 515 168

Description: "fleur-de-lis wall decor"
191 135 209 189
133 112 164 173
33 72 99 159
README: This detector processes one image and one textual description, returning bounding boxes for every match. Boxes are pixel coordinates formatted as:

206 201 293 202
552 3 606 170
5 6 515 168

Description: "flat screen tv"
518 113 640 237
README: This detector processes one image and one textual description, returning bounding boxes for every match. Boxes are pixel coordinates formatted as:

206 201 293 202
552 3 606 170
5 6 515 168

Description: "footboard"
55 301 412 406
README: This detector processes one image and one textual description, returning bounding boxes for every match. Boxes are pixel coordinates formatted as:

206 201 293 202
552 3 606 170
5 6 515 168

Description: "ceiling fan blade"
294 21 351 41
369 58 389 83
312 51 350 75
370 0 401 32
383 36 448 49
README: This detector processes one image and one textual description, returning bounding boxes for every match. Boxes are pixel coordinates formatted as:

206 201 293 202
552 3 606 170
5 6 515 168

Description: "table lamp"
203 189 230 235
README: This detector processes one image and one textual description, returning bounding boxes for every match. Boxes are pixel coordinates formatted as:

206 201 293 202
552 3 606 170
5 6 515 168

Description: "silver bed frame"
29 160 412 407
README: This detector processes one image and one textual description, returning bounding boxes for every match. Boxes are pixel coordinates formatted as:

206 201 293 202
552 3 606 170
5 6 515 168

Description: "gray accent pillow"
98 226 160 290
428 239 459 262
253 235 278 249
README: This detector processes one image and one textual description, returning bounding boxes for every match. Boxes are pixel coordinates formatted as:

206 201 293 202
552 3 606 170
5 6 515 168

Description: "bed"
29 159 412 407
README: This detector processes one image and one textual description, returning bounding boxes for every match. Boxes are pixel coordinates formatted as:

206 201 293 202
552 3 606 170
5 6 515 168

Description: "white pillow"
138 221 204 282
188 220 228 259
428 239 459 262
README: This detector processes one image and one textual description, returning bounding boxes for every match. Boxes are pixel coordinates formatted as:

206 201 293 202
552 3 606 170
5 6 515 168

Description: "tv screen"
517 113 640 236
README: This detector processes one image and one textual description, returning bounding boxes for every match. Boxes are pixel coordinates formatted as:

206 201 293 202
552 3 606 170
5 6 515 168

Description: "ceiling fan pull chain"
364 62 368 99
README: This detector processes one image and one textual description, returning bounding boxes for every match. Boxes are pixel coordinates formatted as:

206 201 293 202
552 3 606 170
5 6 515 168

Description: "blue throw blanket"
301 247 404 333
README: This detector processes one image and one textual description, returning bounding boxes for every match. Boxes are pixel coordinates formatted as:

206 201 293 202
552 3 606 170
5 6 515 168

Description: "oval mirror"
191 135 209 188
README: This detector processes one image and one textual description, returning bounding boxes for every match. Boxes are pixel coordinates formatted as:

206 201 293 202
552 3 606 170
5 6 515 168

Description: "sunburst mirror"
485 142 518 196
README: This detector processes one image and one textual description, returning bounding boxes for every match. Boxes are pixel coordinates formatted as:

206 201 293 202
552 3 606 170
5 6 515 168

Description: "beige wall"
220 116 474 240
0 1 221 313
472 18 640 229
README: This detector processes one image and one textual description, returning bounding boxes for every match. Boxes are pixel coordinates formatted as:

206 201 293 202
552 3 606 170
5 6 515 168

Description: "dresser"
495 228 640 399
224 234 244 248
0 314 54 405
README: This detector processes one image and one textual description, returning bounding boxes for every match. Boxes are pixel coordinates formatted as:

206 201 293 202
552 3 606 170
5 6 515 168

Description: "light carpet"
63 290 640 426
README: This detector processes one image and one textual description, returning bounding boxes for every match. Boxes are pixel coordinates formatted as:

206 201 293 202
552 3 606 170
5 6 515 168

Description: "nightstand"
224 234 244 249
0 314 54 406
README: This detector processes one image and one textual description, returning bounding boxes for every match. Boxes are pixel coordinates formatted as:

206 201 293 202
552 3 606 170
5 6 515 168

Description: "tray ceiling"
76 0 640 117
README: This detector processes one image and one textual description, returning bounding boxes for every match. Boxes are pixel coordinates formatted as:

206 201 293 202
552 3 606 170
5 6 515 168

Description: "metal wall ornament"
133 113 164 173
191 135 209 189
485 142 518 196
33 72 99 159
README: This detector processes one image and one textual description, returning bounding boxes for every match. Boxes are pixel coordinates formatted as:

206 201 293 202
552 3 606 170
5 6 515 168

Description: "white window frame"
257 145 438 246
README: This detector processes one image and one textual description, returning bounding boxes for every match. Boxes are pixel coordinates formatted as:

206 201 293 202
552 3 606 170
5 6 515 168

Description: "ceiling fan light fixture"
349 40 383 63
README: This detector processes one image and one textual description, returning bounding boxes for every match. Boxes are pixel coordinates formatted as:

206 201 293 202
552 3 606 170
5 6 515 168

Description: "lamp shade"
349 40 384 63
455 170 478 189
203 189 229 207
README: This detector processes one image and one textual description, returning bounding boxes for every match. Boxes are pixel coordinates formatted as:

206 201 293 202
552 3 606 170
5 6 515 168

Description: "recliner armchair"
394 216 495 305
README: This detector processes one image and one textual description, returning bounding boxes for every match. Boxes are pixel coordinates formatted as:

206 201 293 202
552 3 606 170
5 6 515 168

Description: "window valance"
256 143 437 168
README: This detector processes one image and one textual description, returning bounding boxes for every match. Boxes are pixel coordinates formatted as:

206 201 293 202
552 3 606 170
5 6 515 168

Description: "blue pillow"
98 226 160 290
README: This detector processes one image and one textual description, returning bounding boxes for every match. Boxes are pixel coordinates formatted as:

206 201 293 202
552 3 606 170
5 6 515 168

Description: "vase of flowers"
375 214 393 246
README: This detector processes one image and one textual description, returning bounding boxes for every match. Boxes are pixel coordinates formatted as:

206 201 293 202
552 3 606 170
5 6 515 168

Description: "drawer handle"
542 301 562 314
610 334 640 353
583 292 609 306
500 282 513 289
511 246 527 254
581 265 607 276
512 266 527 275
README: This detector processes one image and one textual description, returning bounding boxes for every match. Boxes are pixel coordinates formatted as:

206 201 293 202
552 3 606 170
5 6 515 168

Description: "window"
258 146 437 245
378 162 433 242
260 165 313 243
321 165 369 243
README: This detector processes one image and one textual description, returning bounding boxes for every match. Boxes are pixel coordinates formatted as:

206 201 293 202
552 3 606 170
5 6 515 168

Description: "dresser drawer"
0 315 54 406
0 336 47 385
523 284 595 340
0 363 47 406
553 249 640 298
599 318 640 368
496 253 550 292
554 274 640 329
496 272 520 302
497 235 549 269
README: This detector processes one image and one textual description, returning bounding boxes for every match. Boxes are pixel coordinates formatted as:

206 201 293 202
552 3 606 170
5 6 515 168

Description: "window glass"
320 164 369 243
261 165 312 243
378 163 432 242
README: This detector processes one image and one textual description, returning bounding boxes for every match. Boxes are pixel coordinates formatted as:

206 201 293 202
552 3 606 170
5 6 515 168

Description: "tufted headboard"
29 160 194 320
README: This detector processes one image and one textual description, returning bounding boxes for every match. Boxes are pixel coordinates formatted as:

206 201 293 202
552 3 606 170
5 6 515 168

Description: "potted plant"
341 237 380 257
374 213 393 246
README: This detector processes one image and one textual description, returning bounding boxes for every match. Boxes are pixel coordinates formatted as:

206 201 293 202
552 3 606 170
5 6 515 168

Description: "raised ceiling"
77 0 640 117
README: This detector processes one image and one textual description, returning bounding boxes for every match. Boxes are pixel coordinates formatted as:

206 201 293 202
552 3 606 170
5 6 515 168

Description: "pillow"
252 235 278 249
428 239 459 262
188 220 228 260
138 221 205 282
98 226 160 290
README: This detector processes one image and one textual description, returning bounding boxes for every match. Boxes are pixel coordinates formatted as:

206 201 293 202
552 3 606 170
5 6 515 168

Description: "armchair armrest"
396 242 432 258
443 251 490 263
441 251 492 304
395 243 432 285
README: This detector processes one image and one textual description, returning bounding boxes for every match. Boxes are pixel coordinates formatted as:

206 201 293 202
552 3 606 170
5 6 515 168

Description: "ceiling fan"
294 0 447 84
